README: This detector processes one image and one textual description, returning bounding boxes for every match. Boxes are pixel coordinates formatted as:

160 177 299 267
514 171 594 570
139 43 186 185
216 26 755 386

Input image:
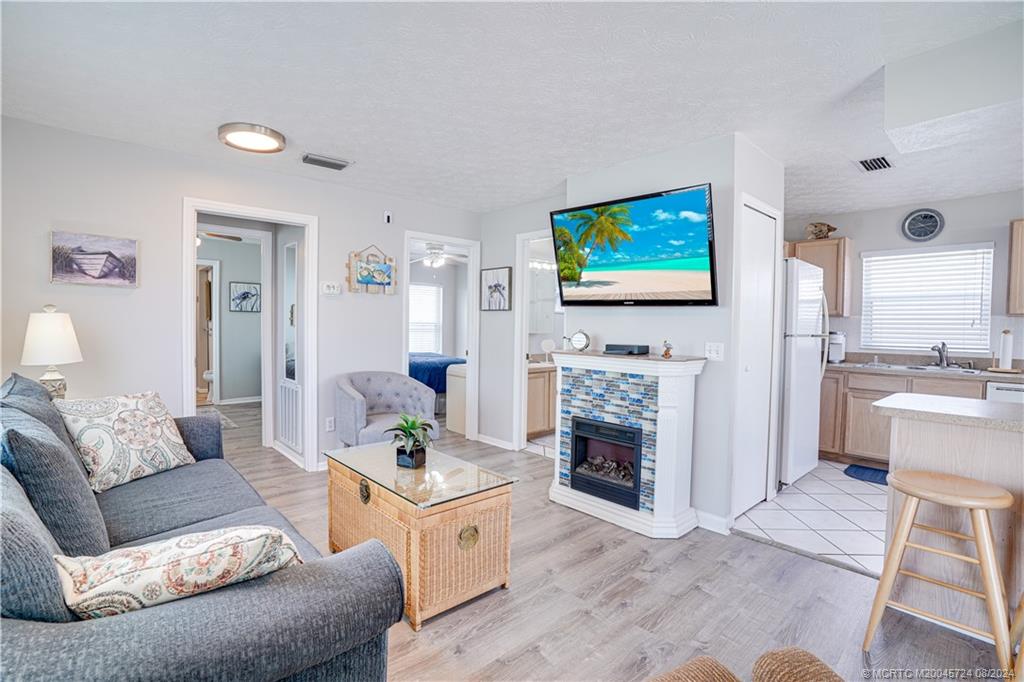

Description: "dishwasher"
986 381 1024 403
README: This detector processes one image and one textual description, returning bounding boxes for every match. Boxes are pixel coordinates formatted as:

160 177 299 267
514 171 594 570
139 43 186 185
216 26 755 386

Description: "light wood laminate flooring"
217 403 996 681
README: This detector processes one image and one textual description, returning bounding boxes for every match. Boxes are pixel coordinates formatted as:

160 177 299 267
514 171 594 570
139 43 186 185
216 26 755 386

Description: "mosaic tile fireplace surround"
549 351 707 538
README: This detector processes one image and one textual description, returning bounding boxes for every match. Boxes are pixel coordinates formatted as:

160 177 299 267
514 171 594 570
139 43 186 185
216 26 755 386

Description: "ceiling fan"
411 243 468 268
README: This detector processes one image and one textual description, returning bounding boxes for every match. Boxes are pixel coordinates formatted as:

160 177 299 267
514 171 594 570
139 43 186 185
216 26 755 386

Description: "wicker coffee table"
325 442 515 630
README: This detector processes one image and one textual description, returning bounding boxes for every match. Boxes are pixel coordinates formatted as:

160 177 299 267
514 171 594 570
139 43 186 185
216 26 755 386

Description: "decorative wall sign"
480 266 512 311
229 282 262 312
347 244 396 295
51 231 138 288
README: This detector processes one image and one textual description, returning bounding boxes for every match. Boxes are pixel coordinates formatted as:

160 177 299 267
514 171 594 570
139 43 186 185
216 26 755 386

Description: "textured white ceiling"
3 3 1021 217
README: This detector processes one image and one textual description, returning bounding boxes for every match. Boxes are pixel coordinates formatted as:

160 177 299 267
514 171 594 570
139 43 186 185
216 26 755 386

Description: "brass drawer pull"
359 478 371 504
458 524 479 550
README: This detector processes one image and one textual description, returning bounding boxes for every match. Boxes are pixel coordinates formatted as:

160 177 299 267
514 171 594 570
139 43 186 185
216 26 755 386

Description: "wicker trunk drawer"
329 460 511 630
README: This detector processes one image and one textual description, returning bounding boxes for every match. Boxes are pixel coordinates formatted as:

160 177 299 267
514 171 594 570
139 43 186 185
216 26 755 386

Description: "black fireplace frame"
569 416 642 510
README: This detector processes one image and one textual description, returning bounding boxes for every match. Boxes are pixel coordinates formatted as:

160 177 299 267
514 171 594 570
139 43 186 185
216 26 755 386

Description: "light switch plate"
704 342 725 361
325 417 335 432
320 281 341 296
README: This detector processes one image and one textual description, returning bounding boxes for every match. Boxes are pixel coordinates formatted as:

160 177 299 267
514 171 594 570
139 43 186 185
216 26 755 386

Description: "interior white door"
732 205 779 516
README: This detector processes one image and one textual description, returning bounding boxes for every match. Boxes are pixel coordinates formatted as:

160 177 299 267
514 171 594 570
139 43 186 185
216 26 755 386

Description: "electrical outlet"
704 342 725 362
320 281 341 296
325 417 335 432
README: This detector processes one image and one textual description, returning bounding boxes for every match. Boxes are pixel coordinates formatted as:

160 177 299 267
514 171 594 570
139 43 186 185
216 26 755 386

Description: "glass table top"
323 442 516 509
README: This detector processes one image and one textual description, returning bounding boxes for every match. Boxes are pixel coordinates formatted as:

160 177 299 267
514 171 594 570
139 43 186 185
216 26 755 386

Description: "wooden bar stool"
862 470 1015 673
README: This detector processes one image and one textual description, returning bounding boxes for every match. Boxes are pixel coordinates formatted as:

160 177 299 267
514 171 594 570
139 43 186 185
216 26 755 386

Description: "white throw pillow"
54 525 303 619
54 391 196 493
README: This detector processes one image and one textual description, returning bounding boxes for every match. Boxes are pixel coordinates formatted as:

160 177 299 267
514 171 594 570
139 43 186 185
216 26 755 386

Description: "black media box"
603 344 650 356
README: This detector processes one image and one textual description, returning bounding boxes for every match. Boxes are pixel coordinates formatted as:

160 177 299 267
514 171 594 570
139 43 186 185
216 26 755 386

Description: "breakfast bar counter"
872 393 1024 637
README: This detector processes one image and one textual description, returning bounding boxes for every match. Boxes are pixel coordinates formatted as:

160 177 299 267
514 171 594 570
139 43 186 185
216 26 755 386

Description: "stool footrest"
906 541 980 565
887 600 994 641
897 569 986 599
912 522 975 542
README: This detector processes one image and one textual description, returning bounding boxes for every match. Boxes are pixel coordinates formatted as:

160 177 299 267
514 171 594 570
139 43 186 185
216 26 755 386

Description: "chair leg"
969 509 1013 674
864 494 920 651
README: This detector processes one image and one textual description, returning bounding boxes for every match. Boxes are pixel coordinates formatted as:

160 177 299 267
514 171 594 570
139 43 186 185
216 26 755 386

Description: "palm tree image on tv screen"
550 184 716 304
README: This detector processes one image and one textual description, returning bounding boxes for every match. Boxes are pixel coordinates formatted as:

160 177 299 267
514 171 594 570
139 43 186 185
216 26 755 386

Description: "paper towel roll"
998 330 1014 369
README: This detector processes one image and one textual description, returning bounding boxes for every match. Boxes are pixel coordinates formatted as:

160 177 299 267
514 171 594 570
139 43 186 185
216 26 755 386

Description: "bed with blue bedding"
408 352 466 394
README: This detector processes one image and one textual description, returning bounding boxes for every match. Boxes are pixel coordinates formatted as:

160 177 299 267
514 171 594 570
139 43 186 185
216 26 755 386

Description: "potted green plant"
385 414 433 469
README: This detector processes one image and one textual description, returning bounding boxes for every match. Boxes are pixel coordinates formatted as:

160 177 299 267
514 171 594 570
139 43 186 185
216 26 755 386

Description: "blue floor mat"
844 464 888 485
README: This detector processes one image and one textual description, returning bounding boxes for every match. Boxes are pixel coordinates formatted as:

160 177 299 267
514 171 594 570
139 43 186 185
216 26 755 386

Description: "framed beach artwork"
50 231 138 288
229 282 262 312
480 266 512 311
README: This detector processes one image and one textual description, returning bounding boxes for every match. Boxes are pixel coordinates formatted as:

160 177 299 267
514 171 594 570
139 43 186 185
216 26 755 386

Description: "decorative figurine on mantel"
805 222 838 240
662 340 673 359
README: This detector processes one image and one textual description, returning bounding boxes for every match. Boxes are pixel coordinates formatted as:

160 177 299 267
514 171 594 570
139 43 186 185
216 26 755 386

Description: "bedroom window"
409 284 443 354
860 242 993 353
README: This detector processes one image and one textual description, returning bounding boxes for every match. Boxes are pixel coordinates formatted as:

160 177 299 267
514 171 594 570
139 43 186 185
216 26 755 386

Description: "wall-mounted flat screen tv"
549 183 718 306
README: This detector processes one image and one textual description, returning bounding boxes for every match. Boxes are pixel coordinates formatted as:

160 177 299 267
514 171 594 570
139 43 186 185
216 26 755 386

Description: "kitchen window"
408 284 443 354
860 242 993 353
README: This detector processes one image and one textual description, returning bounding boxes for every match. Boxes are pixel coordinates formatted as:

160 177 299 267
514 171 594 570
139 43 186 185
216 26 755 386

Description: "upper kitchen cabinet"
1009 219 1024 315
792 237 852 317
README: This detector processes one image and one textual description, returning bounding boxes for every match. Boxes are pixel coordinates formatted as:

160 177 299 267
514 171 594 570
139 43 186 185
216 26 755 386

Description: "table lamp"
21 304 83 399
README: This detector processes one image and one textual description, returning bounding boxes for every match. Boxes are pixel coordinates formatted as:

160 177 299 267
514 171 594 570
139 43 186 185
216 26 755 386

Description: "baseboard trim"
271 442 304 469
549 481 699 539
696 510 733 536
217 396 262 405
475 434 516 451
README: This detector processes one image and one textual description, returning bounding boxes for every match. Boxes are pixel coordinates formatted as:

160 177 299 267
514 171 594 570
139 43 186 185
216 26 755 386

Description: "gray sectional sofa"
0 374 404 681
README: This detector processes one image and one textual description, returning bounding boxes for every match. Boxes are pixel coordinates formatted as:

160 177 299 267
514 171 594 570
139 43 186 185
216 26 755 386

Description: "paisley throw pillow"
54 392 195 493
54 525 303 619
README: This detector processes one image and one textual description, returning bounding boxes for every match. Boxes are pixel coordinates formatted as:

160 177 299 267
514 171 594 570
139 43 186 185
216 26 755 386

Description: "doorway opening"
512 230 565 456
402 232 480 441
182 198 319 471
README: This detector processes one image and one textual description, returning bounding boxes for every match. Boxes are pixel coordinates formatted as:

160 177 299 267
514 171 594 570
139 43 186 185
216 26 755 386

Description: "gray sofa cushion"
119 504 322 561
358 412 440 446
0 373 53 402
96 459 264 546
0 468 76 622
0 414 110 557
2 395 82 471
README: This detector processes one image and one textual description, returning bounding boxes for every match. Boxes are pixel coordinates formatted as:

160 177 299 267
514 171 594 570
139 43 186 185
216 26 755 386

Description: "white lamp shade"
21 307 83 366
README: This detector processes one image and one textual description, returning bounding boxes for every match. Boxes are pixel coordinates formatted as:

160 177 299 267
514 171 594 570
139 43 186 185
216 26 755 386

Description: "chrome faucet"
930 342 949 368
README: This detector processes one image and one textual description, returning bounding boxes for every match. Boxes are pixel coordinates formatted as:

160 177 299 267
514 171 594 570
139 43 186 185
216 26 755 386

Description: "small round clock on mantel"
566 330 591 352
901 208 945 242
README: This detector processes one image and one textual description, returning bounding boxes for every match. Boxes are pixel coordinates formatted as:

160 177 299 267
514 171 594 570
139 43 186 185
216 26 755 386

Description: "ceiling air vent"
857 156 892 172
301 153 350 171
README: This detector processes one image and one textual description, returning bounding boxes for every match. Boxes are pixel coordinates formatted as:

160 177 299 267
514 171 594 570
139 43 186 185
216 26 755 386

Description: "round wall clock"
901 209 944 242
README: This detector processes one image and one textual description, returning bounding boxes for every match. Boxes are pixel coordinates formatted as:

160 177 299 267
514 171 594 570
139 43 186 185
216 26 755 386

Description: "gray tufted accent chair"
335 372 439 447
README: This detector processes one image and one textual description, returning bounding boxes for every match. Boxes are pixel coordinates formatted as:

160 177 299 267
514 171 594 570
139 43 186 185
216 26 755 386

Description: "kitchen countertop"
873 392 1024 433
825 361 1024 384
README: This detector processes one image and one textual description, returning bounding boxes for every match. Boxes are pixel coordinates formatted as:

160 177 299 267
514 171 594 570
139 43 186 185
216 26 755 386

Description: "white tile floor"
735 459 889 575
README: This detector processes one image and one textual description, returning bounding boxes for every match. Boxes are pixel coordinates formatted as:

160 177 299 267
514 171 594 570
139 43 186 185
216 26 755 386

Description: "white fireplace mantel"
548 351 706 538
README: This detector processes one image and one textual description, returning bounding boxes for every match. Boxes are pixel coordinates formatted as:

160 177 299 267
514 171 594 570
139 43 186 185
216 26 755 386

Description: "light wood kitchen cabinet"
783 241 795 258
792 237 852 317
1009 218 1024 315
526 365 556 438
843 390 893 462
818 371 844 453
910 377 984 399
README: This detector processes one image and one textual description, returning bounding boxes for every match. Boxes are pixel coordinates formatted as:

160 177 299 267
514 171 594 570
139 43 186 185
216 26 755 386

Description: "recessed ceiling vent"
857 156 892 172
301 153 350 171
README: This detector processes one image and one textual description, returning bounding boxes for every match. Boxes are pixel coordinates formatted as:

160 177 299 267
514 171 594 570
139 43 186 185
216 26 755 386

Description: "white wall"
1 118 480 453
477 192 567 443
452 262 468 357
785 189 1024 358
196 237 262 400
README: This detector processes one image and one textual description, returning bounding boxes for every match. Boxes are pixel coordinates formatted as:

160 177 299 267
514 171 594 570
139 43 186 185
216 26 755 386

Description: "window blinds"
408 284 443 353
860 243 993 353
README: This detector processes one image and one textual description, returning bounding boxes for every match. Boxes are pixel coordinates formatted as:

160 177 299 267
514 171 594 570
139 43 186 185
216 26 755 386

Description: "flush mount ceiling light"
217 122 286 153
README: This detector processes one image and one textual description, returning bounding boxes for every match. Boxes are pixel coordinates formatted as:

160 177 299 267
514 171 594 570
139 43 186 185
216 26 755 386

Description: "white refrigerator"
780 258 829 485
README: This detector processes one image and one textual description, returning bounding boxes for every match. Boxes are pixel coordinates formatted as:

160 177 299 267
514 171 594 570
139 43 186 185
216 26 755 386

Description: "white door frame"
195 258 221 405
401 230 480 440
729 193 785 518
182 197 320 472
511 228 555 453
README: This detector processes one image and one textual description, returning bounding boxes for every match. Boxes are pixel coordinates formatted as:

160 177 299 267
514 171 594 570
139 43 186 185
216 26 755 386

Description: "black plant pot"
396 446 426 469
